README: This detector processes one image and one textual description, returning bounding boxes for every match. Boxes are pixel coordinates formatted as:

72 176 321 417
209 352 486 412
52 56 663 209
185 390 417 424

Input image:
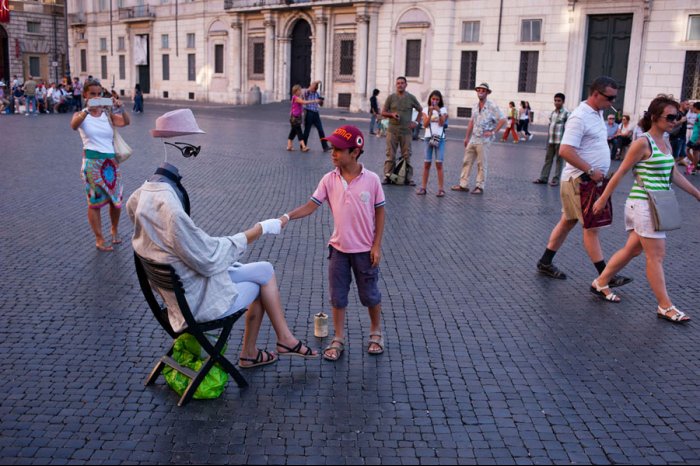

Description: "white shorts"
221 261 275 317
624 199 666 239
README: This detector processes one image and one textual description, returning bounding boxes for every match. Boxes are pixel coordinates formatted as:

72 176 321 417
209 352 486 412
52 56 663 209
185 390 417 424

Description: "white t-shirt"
560 101 611 181
78 112 115 154
422 106 448 138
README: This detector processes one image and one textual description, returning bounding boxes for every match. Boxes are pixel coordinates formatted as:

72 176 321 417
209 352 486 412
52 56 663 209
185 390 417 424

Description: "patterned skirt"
81 154 123 209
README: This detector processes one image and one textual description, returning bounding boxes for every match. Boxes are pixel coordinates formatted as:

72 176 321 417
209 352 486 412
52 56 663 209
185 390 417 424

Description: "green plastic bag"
162 333 229 400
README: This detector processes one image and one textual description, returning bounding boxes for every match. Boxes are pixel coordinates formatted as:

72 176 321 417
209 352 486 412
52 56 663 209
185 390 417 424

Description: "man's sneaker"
608 274 633 288
537 261 567 279
528 134 534 141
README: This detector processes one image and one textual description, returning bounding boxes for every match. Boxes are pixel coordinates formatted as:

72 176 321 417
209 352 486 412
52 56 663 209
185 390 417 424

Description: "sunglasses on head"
664 113 681 122
164 141 201 158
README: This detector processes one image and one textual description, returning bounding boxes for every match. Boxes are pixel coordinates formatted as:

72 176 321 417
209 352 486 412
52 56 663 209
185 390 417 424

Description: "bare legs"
88 203 121 251
421 161 444 193
239 274 317 360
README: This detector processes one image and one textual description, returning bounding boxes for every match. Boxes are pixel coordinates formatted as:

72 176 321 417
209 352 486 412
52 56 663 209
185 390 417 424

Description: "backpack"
389 158 409 185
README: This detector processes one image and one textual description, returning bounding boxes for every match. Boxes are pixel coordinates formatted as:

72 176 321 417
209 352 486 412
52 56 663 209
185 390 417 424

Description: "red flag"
0 0 10 23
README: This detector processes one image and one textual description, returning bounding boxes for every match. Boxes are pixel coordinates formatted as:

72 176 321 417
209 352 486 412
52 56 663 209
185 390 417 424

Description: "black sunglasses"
664 113 681 122
164 141 201 158
598 91 617 102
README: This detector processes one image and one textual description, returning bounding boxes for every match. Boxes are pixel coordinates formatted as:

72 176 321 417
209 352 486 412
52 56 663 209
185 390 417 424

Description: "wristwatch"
587 167 595 176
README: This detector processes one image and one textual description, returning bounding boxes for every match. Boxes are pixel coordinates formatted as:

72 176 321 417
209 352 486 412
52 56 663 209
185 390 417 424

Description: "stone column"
278 37 291 100
353 14 370 111
313 10 327 84
230 18 242 104
263 14 276 103
366 6 380 102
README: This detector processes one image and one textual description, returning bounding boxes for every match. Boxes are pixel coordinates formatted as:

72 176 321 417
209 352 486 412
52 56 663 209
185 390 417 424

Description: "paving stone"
1 102 700 464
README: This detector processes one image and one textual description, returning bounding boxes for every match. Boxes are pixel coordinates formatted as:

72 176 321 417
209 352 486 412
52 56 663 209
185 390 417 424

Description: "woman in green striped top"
590 95 700 323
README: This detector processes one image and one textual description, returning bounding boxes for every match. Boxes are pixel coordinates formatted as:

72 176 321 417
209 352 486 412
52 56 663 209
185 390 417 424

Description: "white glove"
258 219 282 235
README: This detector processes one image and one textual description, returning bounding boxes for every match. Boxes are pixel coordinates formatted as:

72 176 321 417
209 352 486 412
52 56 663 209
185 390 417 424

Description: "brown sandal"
322 338 345 361
367 333 384 355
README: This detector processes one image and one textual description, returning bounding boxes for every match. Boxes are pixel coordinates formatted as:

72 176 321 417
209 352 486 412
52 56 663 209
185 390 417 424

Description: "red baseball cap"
322 125 365 150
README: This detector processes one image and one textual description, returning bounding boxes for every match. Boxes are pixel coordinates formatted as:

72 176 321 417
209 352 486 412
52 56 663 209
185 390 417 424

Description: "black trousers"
288 123 303 141
303 110 329 150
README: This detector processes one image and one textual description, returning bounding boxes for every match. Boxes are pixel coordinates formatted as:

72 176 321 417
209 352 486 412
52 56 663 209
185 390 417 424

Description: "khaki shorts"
560 176 584 224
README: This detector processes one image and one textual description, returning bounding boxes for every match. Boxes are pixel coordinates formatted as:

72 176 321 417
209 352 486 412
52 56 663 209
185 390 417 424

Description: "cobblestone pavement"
1 101 699 465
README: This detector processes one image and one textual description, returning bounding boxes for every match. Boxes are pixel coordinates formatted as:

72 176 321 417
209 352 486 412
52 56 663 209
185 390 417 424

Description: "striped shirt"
629 133 675 201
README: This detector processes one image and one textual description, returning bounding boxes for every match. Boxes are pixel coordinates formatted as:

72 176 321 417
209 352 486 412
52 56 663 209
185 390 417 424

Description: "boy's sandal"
590 279 621 303
367 333 384 355
657 305 690 323
416 187 427 195
322 338 345 361
450 185 469 192
276 340 318 358
471 187 484 195
239 349 277 369
436 189 446 197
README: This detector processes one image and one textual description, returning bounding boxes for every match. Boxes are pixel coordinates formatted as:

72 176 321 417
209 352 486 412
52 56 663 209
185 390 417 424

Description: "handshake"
257 213 291 235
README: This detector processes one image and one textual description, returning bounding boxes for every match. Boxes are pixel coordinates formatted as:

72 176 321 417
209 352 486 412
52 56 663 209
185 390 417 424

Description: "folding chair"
134 252 248 406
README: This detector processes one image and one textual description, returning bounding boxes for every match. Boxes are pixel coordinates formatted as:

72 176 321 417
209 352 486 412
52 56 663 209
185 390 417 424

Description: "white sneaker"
528 134 534 141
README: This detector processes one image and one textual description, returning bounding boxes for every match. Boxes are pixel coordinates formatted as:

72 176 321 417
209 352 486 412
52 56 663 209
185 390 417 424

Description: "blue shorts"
328 246 381 309
424 137 445 163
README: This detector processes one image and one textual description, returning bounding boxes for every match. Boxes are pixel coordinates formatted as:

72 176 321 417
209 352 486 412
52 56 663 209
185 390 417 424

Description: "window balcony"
68 12 86 27
119 5 155 22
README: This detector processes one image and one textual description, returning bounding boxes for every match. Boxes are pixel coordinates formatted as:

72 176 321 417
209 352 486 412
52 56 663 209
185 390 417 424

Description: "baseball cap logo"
333 127 353 141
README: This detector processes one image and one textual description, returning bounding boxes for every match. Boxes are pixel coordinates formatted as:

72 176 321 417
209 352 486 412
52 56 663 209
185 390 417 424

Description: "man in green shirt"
381 76 422 185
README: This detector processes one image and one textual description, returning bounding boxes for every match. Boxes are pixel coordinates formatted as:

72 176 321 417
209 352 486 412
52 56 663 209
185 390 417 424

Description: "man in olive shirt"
381 76 422 185
23 75 37 116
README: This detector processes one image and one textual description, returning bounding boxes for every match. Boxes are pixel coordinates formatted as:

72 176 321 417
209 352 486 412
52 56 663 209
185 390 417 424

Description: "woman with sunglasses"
590 95 700 322
70 78 130 252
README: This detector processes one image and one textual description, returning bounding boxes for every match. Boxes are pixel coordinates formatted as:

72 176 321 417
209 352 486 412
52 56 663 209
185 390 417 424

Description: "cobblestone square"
1 101 699 464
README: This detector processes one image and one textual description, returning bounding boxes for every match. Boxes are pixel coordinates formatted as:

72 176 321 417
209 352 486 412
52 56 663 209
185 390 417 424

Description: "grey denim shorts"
328 246 381 309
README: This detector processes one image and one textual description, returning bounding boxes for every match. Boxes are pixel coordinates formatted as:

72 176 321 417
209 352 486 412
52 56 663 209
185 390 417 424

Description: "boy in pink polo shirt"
281 125 386 361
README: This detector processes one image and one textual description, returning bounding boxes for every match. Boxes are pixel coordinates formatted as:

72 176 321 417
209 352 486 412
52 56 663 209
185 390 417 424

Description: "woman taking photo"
591 95 700 322
70 79 130 252
417 90 448 197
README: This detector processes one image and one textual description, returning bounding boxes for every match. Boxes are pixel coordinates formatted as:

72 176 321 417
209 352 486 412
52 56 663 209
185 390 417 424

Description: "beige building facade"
0 0 68 84
65 0 700 120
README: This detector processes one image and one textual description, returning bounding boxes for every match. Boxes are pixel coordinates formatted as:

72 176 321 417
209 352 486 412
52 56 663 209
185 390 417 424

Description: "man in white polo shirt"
536 76 632 287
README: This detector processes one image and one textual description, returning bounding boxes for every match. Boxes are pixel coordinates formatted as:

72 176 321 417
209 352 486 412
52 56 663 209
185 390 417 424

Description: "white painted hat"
150 108 206 138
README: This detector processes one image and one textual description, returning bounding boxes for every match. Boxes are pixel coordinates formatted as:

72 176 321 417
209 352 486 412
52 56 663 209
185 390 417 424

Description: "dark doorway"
582 14 633 113
289 20 311 97
0 26 9 83
136 34 150 94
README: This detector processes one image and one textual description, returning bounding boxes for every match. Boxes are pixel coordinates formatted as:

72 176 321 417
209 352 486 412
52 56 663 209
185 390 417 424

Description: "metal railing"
224 0 313 9
118 5 155 20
